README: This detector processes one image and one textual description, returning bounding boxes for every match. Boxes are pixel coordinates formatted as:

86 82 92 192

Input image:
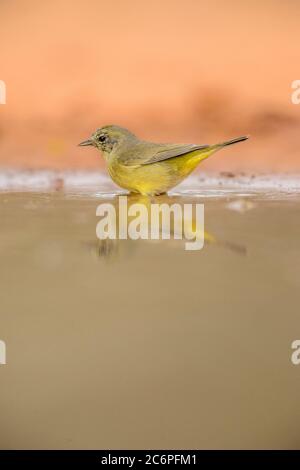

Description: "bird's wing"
141 143 210 165
120 142 210 167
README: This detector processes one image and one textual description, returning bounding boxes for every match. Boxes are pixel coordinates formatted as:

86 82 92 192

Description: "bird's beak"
78 139 94 147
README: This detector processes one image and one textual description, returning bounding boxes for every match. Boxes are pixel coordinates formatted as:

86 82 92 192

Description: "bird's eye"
98 134 106 143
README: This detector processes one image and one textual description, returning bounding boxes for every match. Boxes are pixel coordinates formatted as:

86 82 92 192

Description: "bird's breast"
107 161 137 192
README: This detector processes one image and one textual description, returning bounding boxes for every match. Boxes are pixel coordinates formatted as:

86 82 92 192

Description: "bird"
79 125 248 196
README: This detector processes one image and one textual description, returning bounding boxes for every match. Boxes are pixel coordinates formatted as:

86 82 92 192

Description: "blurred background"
0 0 299 172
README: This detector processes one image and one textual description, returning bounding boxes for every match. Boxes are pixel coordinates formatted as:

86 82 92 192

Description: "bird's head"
78 125 137 156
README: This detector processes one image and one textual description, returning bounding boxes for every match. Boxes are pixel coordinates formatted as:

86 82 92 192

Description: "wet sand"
0 172 300 449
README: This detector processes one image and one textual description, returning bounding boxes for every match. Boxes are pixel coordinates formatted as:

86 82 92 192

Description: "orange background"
0 0 299 172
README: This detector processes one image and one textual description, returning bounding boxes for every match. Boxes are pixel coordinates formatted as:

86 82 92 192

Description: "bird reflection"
83 193 246 261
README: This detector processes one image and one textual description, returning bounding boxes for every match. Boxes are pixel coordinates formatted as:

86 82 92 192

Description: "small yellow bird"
79 125 248 196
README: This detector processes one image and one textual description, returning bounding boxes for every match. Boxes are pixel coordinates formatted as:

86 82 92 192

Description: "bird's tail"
216 135 249 148
194 135 249 164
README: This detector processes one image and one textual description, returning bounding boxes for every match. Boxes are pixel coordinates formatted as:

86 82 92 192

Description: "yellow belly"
108 149 215 195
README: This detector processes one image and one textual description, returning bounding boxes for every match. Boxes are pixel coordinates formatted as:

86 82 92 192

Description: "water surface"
0 172 300 449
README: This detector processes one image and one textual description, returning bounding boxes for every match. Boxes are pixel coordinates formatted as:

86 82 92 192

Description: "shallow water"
1 173 300 449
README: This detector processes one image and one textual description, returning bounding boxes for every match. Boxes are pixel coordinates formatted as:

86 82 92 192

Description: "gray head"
79 125 137 155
